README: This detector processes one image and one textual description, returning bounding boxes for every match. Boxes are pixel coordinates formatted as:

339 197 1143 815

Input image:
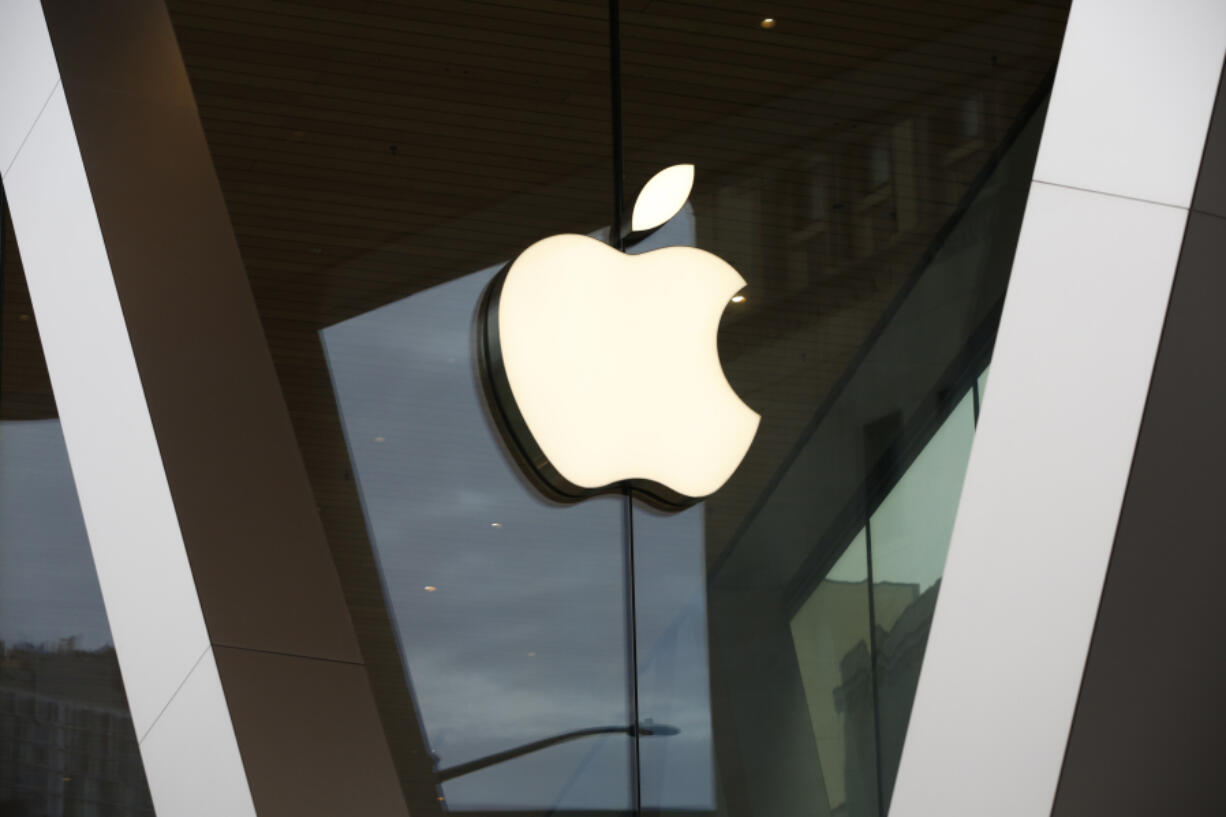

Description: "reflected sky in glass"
0 418 111 650
323 207 714 811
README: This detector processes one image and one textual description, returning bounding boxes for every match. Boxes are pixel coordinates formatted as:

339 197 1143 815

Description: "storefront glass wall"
0 2 1070 815
618 6 1062 814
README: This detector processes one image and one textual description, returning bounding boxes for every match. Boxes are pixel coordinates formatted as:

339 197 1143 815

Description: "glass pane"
0 218 155 815
868 391 976 808
790 530 877 817
620 3 1069 816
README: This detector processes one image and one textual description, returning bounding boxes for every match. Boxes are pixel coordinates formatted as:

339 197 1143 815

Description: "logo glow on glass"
478 165 760 508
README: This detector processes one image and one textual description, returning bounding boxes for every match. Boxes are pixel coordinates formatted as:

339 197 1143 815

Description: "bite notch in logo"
478 165 760 508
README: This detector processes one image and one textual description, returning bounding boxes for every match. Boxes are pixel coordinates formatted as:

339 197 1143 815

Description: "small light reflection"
731 294 747 303
374 436 386 443
760 17 776 29
490 521 502 528
424 585 438 592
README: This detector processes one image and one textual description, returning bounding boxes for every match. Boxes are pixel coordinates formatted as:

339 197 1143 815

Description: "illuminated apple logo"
478 165 760 508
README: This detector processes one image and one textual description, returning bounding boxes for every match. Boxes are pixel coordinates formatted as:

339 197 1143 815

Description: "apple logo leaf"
631 164 694 232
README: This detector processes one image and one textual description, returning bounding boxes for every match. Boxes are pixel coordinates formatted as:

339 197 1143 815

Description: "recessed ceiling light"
760 17 776 29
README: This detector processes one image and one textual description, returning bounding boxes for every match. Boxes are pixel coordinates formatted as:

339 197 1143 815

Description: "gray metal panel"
1050 210 1226 815
1032 0 1226 208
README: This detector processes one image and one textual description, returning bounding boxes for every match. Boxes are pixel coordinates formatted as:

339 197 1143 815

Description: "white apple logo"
479 164 760 507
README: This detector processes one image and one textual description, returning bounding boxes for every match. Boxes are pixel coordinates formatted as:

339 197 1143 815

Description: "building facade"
0 1 1224 815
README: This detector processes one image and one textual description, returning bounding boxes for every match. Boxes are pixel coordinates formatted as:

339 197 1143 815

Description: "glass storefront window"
0 211 154 816
158 2 1072 814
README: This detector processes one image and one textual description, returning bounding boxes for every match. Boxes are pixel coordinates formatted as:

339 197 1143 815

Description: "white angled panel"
1034 0 1226 207
0 0 59 175
140 649 257 817
3 87 213 739
889 183 1187 817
